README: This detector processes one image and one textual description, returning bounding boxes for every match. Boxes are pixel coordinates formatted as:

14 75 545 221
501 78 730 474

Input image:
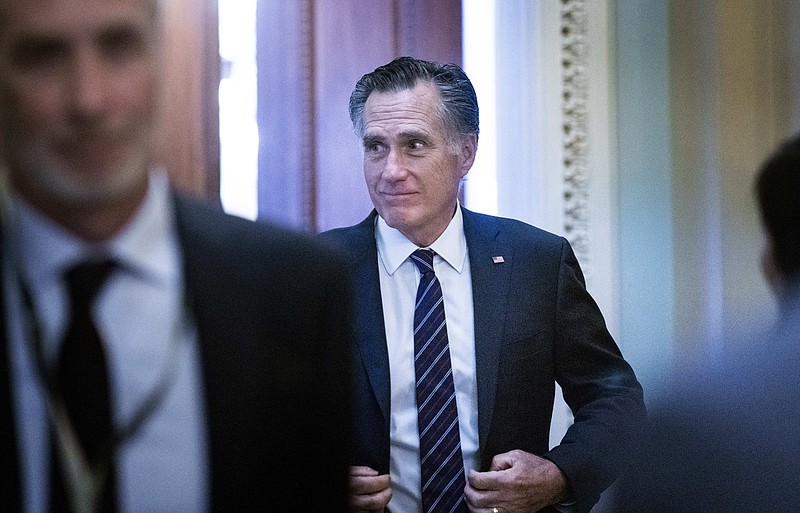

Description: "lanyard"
17 270 191 513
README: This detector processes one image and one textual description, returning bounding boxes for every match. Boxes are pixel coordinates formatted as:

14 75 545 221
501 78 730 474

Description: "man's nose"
69 49 109 118
383 148 408 179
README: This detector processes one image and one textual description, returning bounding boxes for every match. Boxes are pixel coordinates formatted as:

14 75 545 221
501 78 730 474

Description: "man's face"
361 81 476 247
0 0 159 214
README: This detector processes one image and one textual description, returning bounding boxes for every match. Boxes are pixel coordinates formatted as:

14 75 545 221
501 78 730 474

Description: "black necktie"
410 249 467 513
50 260 117 513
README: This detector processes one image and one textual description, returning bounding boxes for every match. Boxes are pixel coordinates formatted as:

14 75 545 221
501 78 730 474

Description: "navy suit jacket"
320 208 645 513
0 193 353 512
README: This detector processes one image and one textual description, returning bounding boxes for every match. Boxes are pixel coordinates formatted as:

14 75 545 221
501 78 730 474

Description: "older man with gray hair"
322 56 645 513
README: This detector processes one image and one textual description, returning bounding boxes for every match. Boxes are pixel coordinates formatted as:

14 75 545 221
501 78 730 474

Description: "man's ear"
458 134 478 179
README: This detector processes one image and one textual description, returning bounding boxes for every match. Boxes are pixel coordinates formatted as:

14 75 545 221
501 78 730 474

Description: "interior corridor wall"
616 0 800 399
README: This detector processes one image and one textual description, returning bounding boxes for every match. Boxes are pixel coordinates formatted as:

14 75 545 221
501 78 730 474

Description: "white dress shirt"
376 204 479 513
3 171 209 513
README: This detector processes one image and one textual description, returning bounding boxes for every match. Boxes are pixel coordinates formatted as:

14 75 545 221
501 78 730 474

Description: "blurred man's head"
0 0 161 238
756 134 800 295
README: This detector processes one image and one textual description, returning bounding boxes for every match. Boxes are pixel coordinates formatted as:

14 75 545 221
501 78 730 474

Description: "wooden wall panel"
256 0 315 226
314 0 463 232
256 0 462 231
159 0 220 203
395 0 463 65
313 0 398 232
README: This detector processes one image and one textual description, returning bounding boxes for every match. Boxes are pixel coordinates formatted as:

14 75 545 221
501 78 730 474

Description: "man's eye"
11 40 68 72
408 140 425 150
100 27 146 62
365 142 385 153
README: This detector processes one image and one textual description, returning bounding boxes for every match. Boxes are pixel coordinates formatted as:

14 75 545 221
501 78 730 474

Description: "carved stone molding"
560 0 590 273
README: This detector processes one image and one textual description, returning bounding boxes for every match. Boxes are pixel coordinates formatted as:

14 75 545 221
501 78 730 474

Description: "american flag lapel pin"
492 256 505 264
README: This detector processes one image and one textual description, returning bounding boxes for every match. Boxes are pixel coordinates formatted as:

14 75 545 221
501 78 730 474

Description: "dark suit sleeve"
297 244 355 513
543 239 646 511
175 196 355 512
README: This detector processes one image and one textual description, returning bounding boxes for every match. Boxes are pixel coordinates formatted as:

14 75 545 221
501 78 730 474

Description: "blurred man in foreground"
0 0 352 511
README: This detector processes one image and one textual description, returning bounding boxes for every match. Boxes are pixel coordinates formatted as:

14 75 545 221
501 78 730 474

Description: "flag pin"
492 256 505 264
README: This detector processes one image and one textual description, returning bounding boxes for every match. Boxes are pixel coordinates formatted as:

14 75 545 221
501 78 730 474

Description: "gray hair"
349 56 479 145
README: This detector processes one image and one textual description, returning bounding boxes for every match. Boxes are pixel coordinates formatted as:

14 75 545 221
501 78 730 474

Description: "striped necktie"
410 249 466 513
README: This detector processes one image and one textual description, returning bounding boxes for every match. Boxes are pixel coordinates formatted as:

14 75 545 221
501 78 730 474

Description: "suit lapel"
347 213 391 423
171 194 233 509
462 208 513 448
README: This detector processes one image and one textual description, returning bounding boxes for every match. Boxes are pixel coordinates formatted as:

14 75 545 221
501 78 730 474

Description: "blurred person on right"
611 134 800 512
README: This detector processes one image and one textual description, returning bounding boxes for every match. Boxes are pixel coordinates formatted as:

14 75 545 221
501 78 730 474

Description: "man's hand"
349 466 392 513
465 450 568 513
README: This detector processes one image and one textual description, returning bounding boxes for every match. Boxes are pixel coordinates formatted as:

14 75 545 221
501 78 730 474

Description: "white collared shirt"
4 171 209 513
376 204 479 513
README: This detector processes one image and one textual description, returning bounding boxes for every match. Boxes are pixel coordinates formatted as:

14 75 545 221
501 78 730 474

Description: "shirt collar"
108 170 179 285
375 203 467 275
7 169 178 288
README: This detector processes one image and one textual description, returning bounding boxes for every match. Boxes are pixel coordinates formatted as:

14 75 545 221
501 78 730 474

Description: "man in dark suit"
611 134 800 512
320 57 645 513
0 0 352 511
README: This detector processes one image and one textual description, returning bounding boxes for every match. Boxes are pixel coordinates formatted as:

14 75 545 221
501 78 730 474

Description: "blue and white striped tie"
410 249 467 513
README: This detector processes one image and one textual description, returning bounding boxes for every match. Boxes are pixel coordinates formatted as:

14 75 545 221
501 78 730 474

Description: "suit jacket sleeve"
542 238 646 511
175 194 354 511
